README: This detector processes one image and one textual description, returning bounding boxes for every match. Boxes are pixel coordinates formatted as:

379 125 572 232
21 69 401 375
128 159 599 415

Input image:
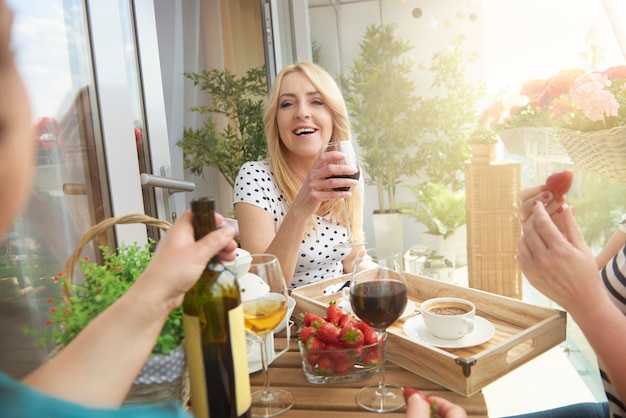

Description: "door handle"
140 166 195 222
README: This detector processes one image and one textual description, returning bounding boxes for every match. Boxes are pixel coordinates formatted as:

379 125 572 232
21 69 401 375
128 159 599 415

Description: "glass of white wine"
244 254 294 417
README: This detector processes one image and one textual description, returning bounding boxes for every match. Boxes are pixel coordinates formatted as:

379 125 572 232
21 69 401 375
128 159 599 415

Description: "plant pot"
372 211 404 257
420 232 456 269
469 143 496 164
125 343 189 406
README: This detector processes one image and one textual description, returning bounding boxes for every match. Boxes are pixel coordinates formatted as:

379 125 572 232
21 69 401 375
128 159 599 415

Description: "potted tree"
416 35 486 192
177 66 268 188
341 23 422 252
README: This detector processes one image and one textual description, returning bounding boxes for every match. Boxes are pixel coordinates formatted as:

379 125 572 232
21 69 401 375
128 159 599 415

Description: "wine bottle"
183 197 251 418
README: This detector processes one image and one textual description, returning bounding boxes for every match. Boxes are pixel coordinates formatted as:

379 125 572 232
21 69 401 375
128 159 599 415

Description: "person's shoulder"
237 160 273 180
240 159 270 171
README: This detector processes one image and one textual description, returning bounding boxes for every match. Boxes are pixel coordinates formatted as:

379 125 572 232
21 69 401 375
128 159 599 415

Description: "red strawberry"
339 326 364 348
361 345 379 365
338 313 357 329
299 325 316 345
326 302 343 325
303 312 325 327
541 169 573 197
362 327 379 345
356 320 375 334
334 358 354 373
304 336 326 366
316 321 341 344
316 355 336 374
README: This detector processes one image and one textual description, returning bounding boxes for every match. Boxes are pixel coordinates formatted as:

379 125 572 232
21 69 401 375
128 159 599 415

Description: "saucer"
403 315 495 348
338 299 416 320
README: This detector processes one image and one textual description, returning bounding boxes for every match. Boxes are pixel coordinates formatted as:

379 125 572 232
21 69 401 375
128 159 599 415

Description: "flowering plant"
480 65 626 133
26 240 183 355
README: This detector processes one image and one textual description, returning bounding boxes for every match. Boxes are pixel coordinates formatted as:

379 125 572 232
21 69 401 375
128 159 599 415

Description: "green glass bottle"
183 197 251 418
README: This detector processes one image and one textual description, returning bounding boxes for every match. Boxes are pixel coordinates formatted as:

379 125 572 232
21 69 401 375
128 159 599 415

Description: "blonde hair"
263 62 363 241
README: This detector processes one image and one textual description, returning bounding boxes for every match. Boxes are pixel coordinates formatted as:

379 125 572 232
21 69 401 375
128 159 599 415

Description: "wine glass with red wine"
322 140 365 247
349 248 408 413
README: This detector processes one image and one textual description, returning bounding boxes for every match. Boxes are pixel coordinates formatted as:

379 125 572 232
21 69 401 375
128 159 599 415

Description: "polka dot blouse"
234 160 349 290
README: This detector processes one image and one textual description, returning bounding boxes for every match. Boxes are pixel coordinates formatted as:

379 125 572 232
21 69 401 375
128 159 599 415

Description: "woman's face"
276 71 333 164
0 2 34 236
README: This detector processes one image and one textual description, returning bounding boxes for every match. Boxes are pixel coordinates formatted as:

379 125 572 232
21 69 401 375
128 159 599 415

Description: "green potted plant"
341 23 422 253
177 65 268 188
27 236 187 405
399 182 466 266
468 124 498 164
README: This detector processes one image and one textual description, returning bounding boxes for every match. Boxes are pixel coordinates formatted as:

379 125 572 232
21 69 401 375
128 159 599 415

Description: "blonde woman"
234 61 365 289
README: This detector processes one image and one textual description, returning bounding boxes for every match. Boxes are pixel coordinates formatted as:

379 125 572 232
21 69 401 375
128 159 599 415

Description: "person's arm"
595 217 626 269
517 203 626 401
22 210 237 408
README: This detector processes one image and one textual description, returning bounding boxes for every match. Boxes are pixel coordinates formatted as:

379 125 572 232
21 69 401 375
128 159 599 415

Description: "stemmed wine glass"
244 254 294 417
322 140 365 247
349 248 408 413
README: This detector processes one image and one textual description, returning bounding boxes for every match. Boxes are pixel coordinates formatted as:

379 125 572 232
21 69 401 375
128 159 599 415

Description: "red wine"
330 170 360 192
350 280 407 330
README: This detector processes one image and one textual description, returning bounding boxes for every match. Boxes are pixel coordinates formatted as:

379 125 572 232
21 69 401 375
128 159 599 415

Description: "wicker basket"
61 213 190 406
498 127 571 163
558 126 626 183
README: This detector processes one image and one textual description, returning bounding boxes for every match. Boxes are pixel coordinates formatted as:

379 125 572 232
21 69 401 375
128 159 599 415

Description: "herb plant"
27 240 183 355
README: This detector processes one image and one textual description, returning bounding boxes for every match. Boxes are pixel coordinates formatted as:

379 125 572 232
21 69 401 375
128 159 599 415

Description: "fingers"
429 396 468 418
519 189 566 222
404 389 432 418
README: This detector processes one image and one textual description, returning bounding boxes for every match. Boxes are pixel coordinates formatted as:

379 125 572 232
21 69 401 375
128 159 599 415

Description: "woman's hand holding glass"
322 140 365 247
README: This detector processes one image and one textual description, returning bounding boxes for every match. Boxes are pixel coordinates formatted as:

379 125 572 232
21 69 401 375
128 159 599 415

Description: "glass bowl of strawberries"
297 302 380 384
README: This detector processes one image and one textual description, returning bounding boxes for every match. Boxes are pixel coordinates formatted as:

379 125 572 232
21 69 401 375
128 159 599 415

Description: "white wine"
183 197 251 418
243 297 287 337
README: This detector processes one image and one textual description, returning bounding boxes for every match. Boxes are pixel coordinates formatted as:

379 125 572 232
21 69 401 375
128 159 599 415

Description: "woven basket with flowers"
29 214 190 406
482 65 626 174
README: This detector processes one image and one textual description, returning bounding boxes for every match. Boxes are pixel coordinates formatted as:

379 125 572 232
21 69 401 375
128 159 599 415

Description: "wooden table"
249 336 489 417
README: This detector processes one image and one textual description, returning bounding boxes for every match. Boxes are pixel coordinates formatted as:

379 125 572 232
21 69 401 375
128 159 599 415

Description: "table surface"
249 336 489 417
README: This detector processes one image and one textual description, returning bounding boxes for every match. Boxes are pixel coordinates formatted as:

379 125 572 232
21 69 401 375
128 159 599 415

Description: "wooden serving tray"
291 273 566 397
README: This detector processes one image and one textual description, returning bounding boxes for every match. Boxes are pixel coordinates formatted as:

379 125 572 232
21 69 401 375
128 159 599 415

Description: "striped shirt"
600 243 626 417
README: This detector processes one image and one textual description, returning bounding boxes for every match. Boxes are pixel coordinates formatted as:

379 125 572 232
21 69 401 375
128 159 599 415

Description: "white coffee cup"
421 297 475 340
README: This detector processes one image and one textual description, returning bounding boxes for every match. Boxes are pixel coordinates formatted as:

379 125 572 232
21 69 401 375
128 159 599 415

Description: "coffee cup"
421 297 475 340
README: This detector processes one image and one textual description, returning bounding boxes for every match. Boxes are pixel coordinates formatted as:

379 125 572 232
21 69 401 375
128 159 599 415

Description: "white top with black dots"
234 160 349 290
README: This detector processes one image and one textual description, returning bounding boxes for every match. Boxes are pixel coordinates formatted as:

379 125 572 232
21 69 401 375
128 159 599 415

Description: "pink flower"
570 72 619 122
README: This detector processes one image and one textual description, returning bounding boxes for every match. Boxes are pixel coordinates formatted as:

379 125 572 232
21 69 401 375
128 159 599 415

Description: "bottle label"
230 304 252 414
183 314 209 418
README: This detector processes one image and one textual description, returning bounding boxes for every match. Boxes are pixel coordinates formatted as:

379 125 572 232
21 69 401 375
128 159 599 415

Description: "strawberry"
306 336 326 350
299 325 316 345
316 321 341 344
326 302 343 325
338 313 357 329
356 320 375 334
304 336 326 366
316 355 336 374
339 326 364 348
303 312 325 327
541 169 574 197
334 358 354 373
362 327 379 345
361 345 379 365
